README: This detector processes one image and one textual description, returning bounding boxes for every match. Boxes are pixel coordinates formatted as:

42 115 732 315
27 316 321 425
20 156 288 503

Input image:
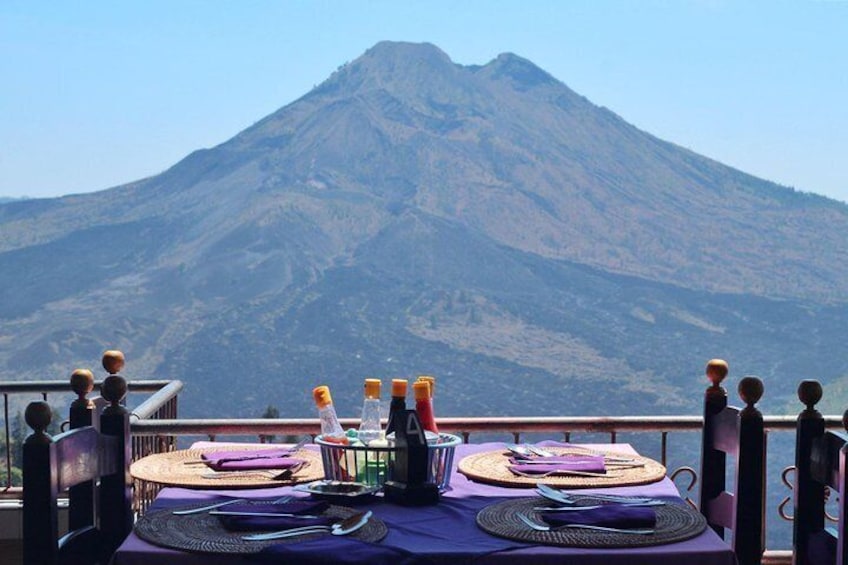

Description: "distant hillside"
1 41 846 420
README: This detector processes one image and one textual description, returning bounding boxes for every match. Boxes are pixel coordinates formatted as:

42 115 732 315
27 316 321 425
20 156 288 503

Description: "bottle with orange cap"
413 379 439 434
358 378 383 445
313 385 347 444
417 376 436 404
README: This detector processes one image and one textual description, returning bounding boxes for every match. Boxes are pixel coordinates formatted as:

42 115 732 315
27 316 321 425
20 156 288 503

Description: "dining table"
112 441 736 565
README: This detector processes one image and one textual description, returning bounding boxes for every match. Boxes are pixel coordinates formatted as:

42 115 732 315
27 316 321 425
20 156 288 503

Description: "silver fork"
172 498 246 515
525 444 556 458
536 484 653 505
516 512 654 535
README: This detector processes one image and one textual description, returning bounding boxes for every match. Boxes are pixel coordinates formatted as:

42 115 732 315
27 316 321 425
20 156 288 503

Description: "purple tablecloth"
113 442 736 565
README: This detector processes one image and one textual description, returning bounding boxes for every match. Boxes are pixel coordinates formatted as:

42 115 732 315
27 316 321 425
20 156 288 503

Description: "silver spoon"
242 510 372 541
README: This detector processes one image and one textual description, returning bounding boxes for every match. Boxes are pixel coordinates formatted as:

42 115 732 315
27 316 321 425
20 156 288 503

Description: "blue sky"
2 1 846 202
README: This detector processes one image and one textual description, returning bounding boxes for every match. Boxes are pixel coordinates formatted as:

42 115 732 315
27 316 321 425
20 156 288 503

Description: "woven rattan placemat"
458 447 666 488
476 496 706 548
134 500 387 554
130 447 324 489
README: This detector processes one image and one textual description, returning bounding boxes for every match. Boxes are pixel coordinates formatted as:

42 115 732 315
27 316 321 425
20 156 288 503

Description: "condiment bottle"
413 380 438 434
358 378 383 445
386 378 408 437
313 385 347 444
417 375 436 404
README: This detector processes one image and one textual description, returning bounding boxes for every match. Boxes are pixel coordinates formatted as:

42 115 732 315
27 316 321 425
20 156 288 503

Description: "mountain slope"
1 41 847 418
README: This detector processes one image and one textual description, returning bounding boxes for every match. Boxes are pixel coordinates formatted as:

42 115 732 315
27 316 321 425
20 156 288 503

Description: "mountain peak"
309 40 463 102
480 52 558 89
363 41 453 65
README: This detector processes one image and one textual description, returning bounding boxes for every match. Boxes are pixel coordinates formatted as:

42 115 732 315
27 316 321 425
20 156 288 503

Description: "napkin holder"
383 409 440 506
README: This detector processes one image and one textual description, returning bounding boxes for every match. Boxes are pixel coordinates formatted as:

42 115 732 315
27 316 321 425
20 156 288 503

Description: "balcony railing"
1 378 837 564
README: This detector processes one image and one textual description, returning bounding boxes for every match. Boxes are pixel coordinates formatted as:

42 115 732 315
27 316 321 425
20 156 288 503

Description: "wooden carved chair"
22 367 132 565
699 359 766 565
793 379 848 565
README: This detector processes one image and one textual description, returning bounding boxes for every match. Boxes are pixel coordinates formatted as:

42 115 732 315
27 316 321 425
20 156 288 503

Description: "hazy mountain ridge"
1 41 847 419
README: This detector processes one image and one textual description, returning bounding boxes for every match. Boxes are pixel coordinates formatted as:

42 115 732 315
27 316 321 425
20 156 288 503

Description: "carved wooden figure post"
69 368 96 429
735 375 766 565
99 355 133 557
699 360 766 565
700 358 729 537
69 368 97 533
22 401 58 564
794 380 825 565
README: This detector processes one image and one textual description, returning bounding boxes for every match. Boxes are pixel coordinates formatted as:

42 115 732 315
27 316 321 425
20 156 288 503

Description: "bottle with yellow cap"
385 378 408 437
413 380 439 434
313 385 346 443
358 378 383 445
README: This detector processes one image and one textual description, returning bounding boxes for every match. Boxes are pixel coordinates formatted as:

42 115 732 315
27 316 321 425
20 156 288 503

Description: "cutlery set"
526 483 660 535
169 495 373 540
171 495 295 515
242 511 373 540
199 462 305 480
506 444 556 458
185 438 310 466
535 483 657 506
510 468 625 479
505 444 646 478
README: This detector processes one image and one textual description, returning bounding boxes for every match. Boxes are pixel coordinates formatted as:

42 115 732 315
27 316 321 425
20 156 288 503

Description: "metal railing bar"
130 381 184 421
128 414 838 437
0 380 175 394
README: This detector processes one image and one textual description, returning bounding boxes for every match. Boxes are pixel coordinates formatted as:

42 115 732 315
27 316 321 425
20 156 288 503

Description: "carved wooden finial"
738 376 764 407
70 368 95 401
101 375 128 407
705 359 729 388
24 401 53 444
797 380 823 411
102 350 125 375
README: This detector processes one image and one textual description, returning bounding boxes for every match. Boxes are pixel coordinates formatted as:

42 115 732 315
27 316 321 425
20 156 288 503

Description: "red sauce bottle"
413 380 438 434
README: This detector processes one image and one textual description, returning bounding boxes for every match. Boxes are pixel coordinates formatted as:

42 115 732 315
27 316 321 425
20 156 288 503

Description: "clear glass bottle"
313 385 346 443
358 378 383 445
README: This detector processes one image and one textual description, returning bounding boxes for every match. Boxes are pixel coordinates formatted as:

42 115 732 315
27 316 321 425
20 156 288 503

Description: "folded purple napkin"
508 454 606 475
251 537 419 565
540 504 656 529
217 500 331 531
202 448 303 471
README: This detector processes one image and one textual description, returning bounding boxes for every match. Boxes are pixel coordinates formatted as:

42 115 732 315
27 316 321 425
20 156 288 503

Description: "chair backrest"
699 359 766 565
23 372 132 565
793 380 848 565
